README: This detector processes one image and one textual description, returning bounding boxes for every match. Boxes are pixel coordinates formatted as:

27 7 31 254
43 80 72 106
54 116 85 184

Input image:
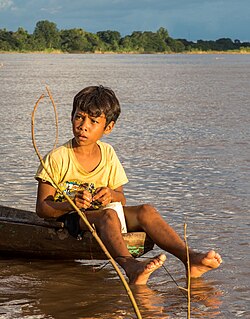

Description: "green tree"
120 29 171 53
33 20 60 50
215 38 235 50
13 27 30 51
85 32 106 52
157 27 169 41
96 30 121 51
120 31 144 52
60 28 96 52
177 38 194 51
166 38 185 52
0 29 18 51
145 31 169 52
196 40 213 51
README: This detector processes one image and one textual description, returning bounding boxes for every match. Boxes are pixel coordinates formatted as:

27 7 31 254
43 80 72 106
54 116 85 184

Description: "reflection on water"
0 259 224 319
0 53 250 318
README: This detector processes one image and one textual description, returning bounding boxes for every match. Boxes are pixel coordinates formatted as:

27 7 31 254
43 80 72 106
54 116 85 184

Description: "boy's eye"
75 114 83 120
74 113 100 124
90 118 99 124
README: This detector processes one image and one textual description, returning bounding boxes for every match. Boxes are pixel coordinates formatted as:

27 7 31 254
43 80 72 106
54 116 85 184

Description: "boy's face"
72 107 114 146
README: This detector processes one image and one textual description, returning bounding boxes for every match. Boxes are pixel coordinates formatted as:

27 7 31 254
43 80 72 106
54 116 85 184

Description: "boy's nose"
79 118 89 130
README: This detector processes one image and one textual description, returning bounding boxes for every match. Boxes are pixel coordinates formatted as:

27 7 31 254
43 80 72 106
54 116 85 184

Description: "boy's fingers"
93 190 104 201
74 196 91 209
77 190 92 202
93 187 110 201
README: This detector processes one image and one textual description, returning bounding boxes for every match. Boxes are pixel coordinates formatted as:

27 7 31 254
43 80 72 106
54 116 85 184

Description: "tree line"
0 20 249 53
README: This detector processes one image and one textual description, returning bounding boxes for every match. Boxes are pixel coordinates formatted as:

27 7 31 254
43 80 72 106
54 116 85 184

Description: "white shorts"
103 202 127 233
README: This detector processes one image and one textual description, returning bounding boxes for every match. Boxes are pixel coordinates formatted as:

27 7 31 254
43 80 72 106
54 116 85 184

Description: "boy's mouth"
77 134 88 141
79 135 87 138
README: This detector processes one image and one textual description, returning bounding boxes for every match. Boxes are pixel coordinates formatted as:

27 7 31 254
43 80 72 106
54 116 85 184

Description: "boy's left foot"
189 250 222 278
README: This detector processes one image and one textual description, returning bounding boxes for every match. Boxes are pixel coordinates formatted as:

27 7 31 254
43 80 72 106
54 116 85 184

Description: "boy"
36 85 222 285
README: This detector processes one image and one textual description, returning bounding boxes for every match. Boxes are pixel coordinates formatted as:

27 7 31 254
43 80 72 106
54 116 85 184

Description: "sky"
0 0 249 41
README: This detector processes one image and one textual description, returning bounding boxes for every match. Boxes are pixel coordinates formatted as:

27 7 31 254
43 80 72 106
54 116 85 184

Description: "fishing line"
161 264 187 298
138 255 187 297
94 261 110 272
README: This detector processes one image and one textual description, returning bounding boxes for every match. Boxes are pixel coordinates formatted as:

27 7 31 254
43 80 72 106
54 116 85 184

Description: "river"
0 53 249 318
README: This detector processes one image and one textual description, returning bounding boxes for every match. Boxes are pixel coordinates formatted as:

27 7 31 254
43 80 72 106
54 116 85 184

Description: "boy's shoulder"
97 140 117 154
97 140 118 159
47 139 72 158
97 140 113 150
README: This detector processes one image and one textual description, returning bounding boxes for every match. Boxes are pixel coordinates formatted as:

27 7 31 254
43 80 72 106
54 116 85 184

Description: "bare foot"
117 254 166 285
189 250 222 278
130 253 167 285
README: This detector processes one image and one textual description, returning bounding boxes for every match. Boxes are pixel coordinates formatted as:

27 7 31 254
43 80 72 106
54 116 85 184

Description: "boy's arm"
36 180 121 219
36 180 73 218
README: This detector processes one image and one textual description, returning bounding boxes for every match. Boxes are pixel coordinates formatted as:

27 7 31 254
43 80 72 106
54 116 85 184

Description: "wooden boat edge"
0 205 154 260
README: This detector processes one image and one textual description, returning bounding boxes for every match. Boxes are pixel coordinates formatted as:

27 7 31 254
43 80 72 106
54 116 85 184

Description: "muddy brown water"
0 53 249 318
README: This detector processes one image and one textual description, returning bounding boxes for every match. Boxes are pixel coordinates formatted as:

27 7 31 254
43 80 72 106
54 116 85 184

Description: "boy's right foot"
117 254 166 285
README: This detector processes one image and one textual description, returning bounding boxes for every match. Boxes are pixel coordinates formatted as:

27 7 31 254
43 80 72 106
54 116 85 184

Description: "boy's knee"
100 208 121 228
137 204 158 223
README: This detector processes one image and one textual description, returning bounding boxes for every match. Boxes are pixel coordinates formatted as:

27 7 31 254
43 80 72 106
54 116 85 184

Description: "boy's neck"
72 139 101 172
72 138 99 154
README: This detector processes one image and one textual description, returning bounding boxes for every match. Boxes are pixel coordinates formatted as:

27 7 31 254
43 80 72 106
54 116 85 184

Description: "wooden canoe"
0 205 154 260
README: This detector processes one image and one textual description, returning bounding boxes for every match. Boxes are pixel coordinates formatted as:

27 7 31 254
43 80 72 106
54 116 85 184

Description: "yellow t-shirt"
35 139 128 207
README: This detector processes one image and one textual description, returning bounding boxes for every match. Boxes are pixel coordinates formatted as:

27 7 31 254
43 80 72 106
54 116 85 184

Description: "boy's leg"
124 205 222 278
80 208 166 284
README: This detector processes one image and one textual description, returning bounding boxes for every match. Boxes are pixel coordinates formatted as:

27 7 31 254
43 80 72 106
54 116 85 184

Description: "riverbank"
1 49 250 55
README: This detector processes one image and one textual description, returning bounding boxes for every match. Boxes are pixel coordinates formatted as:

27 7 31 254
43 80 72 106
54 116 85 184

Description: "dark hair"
72 85 121 126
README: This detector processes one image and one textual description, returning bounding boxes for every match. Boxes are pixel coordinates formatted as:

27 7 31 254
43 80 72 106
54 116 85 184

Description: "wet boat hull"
0 205 154 259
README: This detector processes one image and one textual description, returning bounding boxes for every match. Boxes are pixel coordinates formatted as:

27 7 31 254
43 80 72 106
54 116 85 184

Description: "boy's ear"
104 121 115 135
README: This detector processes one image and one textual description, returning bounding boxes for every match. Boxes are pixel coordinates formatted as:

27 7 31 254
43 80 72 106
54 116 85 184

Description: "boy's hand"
74 190 92 210
93 187 112 206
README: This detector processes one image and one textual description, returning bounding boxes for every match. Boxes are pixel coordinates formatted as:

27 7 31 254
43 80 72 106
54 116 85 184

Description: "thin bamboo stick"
184 223 191 319
45 85 58 150
31 90 142 319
